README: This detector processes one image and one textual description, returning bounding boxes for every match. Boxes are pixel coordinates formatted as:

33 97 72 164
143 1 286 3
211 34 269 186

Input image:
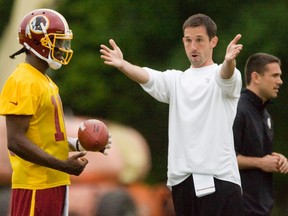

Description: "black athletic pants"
172 175 244 216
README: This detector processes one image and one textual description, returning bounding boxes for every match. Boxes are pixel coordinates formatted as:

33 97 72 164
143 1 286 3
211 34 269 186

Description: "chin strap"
47 55 62 70
23 42 62 70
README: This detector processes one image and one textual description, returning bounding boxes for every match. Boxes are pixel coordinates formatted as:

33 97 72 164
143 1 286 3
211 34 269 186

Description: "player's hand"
99 133 112 155
225 34 243 62
65 152 88 176
100 39 124 68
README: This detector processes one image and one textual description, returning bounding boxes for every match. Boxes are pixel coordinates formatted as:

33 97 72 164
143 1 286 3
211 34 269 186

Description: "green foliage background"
1 0 288 214
0 1 13 36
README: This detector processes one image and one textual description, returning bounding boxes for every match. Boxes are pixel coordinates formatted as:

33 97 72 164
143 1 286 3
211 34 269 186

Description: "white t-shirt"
140 64 242 188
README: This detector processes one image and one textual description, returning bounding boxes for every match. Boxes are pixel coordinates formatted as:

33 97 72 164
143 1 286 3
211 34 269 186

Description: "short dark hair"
245 53 281 86
182 14 217 40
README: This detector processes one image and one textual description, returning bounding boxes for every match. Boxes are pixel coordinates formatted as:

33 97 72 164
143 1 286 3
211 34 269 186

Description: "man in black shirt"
233 53 288 216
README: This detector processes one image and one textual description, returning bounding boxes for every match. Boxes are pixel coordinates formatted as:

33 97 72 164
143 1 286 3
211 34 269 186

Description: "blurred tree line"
1 0 288 214
0 2 13 33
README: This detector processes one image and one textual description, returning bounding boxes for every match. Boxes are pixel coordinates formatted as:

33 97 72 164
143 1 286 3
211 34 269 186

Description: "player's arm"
100 39 149 84
6 115 88 176
219 34 243 79
237 154 279 173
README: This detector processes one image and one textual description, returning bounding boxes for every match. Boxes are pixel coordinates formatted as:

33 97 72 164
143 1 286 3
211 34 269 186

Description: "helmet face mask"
18 9 73 70
41 32 73 65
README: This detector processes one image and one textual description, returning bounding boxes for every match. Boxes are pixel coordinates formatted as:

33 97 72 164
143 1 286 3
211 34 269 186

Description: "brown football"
78 119 109 151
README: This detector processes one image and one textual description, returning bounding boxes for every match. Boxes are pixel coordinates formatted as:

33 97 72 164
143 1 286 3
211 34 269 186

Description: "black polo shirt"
233 89 274 215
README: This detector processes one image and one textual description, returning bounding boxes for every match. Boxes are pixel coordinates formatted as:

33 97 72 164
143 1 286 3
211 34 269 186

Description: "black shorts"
172 175 244 216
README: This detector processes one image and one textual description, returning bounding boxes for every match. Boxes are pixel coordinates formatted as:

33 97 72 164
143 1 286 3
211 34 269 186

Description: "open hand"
100 39 124 68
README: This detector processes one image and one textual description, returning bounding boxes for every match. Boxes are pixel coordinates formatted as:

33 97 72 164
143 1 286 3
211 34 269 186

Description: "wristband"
76 139 80 151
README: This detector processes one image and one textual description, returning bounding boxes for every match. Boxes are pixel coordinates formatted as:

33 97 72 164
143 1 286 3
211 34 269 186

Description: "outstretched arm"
220 34 243 79
100 39 149 84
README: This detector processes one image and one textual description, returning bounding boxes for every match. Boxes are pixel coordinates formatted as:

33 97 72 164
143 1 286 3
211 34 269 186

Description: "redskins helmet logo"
29 15 49 34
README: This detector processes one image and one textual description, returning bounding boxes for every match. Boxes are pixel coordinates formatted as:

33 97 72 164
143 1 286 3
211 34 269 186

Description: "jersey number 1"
51 95 65 141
